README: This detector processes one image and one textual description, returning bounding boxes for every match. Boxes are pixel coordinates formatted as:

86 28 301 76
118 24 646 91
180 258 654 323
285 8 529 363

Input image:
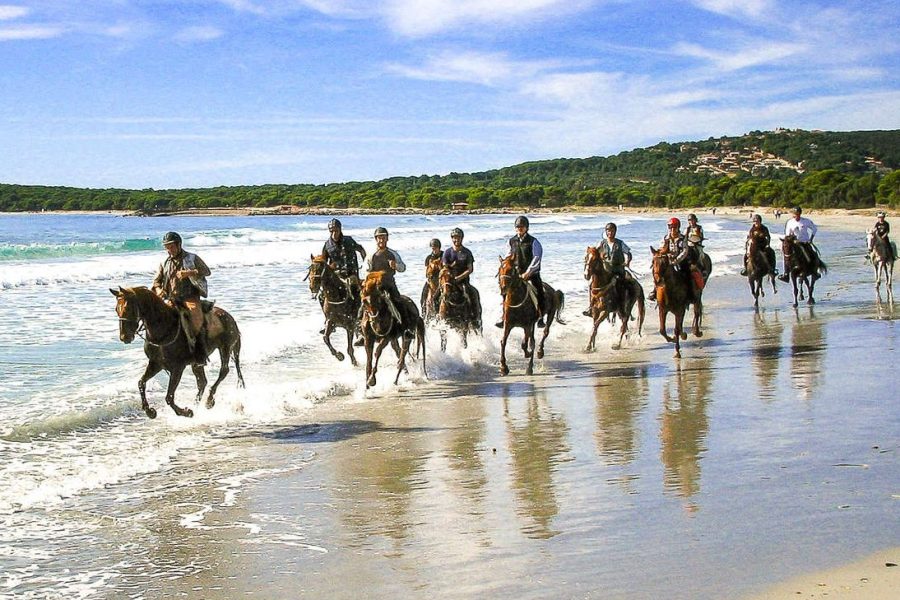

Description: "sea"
0 211 896 599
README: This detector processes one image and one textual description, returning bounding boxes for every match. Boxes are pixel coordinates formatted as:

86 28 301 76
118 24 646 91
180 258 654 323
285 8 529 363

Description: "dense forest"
2 129 899 213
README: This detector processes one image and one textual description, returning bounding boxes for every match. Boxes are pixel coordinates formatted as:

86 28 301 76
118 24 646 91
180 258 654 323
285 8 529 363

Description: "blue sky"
1 0 898 189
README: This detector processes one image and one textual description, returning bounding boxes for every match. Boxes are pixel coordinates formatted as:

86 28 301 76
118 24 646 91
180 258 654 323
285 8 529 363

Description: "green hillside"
2 129 899 212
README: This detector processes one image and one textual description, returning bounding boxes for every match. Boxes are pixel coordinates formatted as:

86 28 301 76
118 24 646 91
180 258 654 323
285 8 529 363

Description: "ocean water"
0 211 893 599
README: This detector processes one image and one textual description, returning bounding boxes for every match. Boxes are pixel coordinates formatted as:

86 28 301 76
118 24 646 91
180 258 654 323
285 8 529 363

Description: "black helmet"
688 213 697 221
514 216 529 228
605 222 617 231
450 227 464 238
374 226 388 237
328 218 342 231
752 213 762 222
791 205 802 215
162 231 182 246
430 238 441 248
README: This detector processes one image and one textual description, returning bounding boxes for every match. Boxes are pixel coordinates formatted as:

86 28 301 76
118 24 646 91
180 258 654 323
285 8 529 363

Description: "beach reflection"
502 386 570 539
788 308 826 402
752 311 784 402
659 354 714 509
593 365 649 466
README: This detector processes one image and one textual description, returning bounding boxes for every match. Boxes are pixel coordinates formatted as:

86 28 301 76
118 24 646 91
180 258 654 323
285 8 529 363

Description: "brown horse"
360 272 426 388
781 235 827 307
437 265 482 350
745 236 778 308
867 230 895 302
111 286 244 419
583 246 644 351
421 256 442 324
496 255 565 376
307 254 361 366
649 247 702 358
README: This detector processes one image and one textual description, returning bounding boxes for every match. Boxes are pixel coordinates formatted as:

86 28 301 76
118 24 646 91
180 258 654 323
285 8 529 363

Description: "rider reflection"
788 308 826 402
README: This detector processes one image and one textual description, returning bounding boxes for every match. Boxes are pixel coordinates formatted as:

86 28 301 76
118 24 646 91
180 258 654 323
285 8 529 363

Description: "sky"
1 0 898 190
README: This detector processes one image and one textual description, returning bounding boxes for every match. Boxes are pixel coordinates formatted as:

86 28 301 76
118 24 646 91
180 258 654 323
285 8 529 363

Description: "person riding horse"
740 214 778 276
686 213 707 265
869 211 894 262
583 222 633 316
425 238 443 266
496 216 546 328
321 218 366 300
442 227 481 329
649 217 704 302
779 206 818 282
151 231 210 364
421 238 443 318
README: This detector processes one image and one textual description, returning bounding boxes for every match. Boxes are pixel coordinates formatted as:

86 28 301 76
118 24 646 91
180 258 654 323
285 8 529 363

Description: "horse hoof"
183 408 194 418
500 366 509 376
611 344 621 350
367 376 376 387
206 398 215 410
808 298 815 305
680 332 688 340
537 350 544 359
694 330 703 338
145 407 157 419
335 352 345 361
674 351 681 359
526 367 533 376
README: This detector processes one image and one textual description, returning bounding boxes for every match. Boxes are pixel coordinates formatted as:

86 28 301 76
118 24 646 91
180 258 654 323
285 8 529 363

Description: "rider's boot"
193 324 208 365
647 287 657 302
739 255 748 276
582 307 592 317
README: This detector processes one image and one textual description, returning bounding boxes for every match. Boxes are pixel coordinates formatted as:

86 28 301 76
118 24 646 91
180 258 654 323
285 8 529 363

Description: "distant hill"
2 129 899 212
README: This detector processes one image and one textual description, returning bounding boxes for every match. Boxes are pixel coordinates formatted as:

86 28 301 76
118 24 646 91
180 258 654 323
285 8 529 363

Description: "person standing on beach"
583 222 633 316
321 218 366 298
740 214 778 276
779 206 818 282
868 211 894 261
152 231 211 363
497 216 545 328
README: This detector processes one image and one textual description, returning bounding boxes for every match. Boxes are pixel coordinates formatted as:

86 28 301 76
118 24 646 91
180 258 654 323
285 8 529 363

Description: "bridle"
117 297 180 347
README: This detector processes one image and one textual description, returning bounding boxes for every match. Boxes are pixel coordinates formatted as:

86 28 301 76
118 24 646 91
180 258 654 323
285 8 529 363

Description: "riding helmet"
668 217 681 228
515 216 529 228
162 231 182 246
430 238 442 248
374 226 389 237
450 227 464 238
752 213 762 222
877 211 886 217
328 218 342 231
605 222 617 231
791 205 802 215
688 213 697 221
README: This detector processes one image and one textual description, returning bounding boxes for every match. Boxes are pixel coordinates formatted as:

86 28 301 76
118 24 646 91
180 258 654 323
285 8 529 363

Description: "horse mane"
362 271 386 294
123 286 174 322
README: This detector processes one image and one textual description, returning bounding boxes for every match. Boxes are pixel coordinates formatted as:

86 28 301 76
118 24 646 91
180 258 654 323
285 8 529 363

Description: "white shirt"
784 216 817 243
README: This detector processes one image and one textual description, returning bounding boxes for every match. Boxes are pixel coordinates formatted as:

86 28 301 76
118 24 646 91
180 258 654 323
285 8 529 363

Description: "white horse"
867 229 895 303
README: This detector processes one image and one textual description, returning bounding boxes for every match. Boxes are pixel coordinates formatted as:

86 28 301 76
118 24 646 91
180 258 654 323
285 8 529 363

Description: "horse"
360 272 426 388
867 230 895 302
306 254 361 366
496 255 565 376
745 235 778 308
111 286 244 419
420 256 442 324
781 235 827 307
436 265 483 351
583 246 645 351
649 247 704 358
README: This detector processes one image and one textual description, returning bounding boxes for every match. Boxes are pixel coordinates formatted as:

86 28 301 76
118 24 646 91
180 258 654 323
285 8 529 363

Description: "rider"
740 214 778 276
583 222 633 316
686 213 707 264
779 206 818 282
869 211 894 262
425 238 443 266
151 231 211 363
321 218 366 299
367 226 407 310
496 215 546 328
649 217 701 302
442 227 481 327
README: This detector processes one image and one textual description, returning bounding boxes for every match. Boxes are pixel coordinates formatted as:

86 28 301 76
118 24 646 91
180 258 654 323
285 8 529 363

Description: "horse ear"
110 288 121 297
650 246 657 254
310 253 315 260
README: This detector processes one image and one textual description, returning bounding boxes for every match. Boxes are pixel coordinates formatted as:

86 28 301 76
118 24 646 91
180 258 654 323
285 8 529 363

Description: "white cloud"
0 24 63 40
174 25 224 43
0 5 29 20
385 50 570 86
690 0 773 19
672 39 805 71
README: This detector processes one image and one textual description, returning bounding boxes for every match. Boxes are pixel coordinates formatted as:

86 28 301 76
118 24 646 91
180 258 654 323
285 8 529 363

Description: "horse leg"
791 277 799 307
205 347 231 409
750 278 759 307
138 361 163 419
673 308 685 358
394 336 412 385
323 321 345 362
369 337 391 387
614 313 627 350
807 276 816 305
692 300 703 338
364 333 376 388
345 326 359 367
165 365 193 418
231 335 245 388
191 363 208 404
500 326 511 376
586 315 599 352
525 324 536 376
658 303 673 342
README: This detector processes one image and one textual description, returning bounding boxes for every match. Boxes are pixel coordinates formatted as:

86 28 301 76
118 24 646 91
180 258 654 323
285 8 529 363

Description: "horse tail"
416 316 427 379
233 334 246 388
554 290 566 325
635 283 645 336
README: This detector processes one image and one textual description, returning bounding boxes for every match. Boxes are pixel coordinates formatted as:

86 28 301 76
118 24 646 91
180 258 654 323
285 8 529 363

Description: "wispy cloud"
672 39 805 71
385 50 574 86
0 24 63 40
690 0 774 19
0 5 29 20
174 25 224 43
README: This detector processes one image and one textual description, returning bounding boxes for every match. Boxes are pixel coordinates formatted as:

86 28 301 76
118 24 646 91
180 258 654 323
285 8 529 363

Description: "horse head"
360 271 387 313
781 234 796 254
649 246 669 286
497 255 519 296
111 286 141 343
306 254 328 295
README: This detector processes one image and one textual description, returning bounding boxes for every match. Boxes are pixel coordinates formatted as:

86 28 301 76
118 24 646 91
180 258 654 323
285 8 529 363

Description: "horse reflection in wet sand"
112 286 244 418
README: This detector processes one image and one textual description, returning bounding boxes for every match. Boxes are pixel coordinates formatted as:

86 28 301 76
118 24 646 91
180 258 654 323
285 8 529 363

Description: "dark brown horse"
360 272 426 388
496 255 565 376
746 236 778 308
437 265 482 351
111 286 244 418
421 256 442 324
649 247 703 358
781 235 827 307
307 254 361 366
583 246 644 351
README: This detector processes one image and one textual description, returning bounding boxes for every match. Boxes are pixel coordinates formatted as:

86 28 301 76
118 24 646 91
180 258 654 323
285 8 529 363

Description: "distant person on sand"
740 214 778 276
868 211 894 262
583 222 633 316
497 215 546 328
152 231 211 363
322 218 365 298
779 206 818 282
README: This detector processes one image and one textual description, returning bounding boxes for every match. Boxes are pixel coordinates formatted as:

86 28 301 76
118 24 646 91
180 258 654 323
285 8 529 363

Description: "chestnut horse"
649 247 703 358
496 255 565 375
360 272 426 388
745 235 778 308
111 286 244 418
781 235 827 307
583 246 644 351
420 256 442 324
437 265 482 351
307 254 361 366
867 230 895 302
